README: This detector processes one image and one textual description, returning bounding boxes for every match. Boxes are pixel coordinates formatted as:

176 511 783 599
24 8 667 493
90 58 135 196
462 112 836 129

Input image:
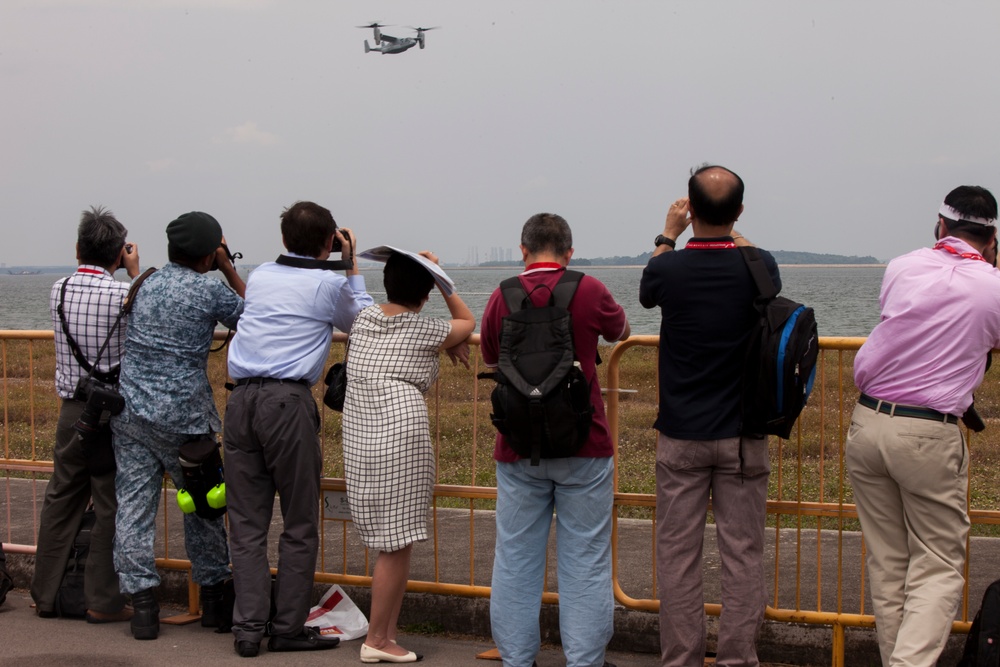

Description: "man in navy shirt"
640 165 780 667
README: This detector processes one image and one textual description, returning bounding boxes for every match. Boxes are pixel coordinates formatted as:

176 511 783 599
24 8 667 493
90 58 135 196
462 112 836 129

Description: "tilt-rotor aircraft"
359 23 438 54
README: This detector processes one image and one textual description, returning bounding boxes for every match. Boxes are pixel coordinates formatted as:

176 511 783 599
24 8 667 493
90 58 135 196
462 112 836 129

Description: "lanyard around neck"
685 240 737 250
934 241 987 263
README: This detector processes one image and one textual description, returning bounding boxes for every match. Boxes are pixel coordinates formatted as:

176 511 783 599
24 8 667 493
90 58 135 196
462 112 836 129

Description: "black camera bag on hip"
479 271 593 465
177 435 226 521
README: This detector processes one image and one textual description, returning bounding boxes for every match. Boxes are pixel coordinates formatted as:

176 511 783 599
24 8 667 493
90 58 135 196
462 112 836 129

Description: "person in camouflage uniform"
111 212 245 640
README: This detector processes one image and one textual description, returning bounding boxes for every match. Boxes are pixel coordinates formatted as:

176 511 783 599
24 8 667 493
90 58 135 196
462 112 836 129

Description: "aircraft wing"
378 33 402 44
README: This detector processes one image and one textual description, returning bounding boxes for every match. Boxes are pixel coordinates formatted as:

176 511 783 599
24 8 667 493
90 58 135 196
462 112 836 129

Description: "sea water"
0 265 884 337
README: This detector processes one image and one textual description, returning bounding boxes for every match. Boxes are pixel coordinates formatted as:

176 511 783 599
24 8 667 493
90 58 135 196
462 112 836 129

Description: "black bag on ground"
958 578 1000 667
739 246 819 439
479 270 593 465
0 547 13 606
54 506 95 618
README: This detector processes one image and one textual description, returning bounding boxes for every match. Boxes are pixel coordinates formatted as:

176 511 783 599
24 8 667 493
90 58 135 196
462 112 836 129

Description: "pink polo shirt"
854 236 1000 415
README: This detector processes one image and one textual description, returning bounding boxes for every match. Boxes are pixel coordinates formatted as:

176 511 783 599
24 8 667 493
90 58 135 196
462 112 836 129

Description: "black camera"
210 242 243 272
73 377 126 437
332 228 351 253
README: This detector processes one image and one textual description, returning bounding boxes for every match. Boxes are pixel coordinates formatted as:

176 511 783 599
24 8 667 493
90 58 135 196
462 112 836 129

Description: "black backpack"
739 247 819 439
480 270 594 465
959 578 1000 667
54 506 96 618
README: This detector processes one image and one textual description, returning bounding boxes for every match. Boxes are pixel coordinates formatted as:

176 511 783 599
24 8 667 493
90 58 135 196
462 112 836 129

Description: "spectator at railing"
343 249 475 664
480 213 630 667
224 202 372 657
846 185 1000 667
640 165 778 667
31 206 139 623
111 212 245 641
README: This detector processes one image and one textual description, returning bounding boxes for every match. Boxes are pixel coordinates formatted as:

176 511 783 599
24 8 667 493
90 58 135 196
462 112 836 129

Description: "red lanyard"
685 240 737 250
933 241 987 263
76 267 105 275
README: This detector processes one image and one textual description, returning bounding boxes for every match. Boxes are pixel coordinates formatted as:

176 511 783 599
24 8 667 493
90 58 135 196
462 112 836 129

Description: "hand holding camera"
120 242 141 279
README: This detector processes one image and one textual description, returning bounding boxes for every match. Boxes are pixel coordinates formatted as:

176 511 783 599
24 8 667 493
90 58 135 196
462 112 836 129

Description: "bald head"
688 165 744 227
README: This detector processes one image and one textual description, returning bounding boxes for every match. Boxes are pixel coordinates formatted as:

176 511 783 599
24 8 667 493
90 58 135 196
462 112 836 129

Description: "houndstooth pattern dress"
342 305 451 552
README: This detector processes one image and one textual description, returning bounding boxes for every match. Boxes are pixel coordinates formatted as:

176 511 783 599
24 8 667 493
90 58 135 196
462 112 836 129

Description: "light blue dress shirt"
227 255 374 386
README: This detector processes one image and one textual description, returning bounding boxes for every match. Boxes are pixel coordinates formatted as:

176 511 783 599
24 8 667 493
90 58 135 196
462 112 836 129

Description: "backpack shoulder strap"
551 270 584 309
738 246 778 301
500 276 529 314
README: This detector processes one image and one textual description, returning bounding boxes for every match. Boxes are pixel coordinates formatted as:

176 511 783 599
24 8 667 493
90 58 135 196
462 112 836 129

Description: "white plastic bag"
305 584 369 641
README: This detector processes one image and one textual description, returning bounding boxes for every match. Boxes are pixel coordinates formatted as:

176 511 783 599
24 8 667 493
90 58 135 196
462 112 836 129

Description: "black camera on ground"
73 377 126 437
332 228 351 253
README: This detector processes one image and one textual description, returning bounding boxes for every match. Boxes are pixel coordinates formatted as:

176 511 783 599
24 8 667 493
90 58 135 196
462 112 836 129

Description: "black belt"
858 393 958 425
233 377 308 388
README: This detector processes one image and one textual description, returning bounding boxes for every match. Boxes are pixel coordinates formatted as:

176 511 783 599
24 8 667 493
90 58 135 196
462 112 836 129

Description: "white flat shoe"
360 643 423 663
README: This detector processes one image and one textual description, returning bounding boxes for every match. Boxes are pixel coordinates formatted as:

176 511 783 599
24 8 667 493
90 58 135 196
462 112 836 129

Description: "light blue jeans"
490 456 614 667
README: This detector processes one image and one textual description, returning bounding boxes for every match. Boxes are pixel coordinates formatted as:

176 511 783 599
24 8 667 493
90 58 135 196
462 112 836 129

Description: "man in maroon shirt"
481 212 630 667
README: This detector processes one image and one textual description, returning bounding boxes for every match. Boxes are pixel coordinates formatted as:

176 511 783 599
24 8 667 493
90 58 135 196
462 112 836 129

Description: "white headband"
939 203 996 226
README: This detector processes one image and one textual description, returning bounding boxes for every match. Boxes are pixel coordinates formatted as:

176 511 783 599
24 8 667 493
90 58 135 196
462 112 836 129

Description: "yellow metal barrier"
4 330 997 665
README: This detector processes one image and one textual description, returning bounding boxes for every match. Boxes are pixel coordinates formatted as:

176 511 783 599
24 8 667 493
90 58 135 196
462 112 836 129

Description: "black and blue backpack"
739 246 819 439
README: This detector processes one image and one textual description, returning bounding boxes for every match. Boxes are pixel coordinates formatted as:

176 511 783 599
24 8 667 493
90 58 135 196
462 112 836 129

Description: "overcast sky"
3 0 999 268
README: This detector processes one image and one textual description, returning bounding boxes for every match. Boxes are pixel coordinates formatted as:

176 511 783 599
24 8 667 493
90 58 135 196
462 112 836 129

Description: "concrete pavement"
2 475 987 665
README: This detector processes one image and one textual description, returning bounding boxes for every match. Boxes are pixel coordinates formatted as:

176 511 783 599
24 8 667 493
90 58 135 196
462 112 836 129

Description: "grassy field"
4 337 1000 535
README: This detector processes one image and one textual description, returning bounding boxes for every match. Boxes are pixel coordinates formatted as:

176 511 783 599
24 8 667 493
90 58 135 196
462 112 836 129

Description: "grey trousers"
223 381 322 642
30 399 126 614
655 433 770 667
845 403 969 667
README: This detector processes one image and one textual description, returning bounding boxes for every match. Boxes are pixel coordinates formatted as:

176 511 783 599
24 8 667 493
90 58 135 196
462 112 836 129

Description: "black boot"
201 578 234 631
130 588 160 640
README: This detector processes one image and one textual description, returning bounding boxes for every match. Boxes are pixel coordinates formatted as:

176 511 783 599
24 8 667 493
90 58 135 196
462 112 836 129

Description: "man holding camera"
223 201 373 657
31 206 140 621
112 211 245 640
846 186 1000 667
640 165 778 667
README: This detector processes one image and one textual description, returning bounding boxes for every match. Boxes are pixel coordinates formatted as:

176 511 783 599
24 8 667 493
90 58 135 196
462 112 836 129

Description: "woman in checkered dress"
343 250 475 663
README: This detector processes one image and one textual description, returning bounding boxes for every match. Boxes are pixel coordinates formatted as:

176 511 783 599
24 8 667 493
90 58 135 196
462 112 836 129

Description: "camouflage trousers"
111 412 231 595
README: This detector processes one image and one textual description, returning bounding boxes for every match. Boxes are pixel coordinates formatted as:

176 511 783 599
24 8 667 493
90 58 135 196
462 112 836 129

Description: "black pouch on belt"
177 435 226 520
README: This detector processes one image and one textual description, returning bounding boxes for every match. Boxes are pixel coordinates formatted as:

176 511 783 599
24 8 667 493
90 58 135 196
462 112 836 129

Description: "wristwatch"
654 234 676 249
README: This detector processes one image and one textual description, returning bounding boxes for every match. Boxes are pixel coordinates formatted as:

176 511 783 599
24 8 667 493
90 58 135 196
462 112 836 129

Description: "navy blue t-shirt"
639 238 781 440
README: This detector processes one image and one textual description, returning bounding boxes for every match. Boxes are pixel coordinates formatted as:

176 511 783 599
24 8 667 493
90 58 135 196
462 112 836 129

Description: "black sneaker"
267 626 340 652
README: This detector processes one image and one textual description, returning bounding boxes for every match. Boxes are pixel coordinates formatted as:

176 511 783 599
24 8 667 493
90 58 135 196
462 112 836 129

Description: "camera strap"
275 255 353 271
58 277 120 385
60 267 158 388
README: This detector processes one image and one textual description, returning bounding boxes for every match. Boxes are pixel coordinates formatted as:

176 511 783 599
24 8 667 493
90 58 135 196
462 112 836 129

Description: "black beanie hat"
166 212 223 258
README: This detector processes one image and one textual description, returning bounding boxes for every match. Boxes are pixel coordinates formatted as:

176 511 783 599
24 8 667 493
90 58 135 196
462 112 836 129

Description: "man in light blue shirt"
224 201 373 657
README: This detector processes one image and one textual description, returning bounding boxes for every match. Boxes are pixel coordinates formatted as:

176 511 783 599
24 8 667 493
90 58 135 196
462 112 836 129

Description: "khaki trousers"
845 403 969 667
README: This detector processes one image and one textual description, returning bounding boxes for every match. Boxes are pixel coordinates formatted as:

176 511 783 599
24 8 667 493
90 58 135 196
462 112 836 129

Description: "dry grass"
5 338 1000 535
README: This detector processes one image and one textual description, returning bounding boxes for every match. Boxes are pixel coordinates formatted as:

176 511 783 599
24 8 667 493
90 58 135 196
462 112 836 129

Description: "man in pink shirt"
847 185 1000 667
